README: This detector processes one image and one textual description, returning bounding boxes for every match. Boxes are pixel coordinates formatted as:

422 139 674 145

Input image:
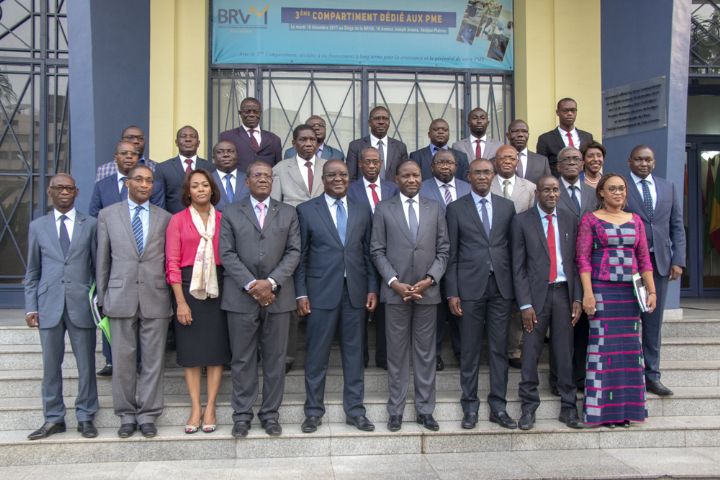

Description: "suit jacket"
446 193 515 301
294 195 377 310
558 180 598 222
219 197 300 313
284 144 345 161
219 127 283 173
154 156 215 214
346 178 399 213
536 128 593 176
346 136 409 182
370 195 449 305
96 202 172 319
512 207 581 317
212 170 250 212
521 151 552 185
88 173 165 217
490 176 536 213
270 156 327 207
409 146 470 183
452 137 504 161
624 174 687 276
24 211 97 329
419 177 472 213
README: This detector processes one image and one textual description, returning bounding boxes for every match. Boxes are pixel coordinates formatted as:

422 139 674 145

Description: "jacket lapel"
311 158 326 197
625 176 648 222
43 213 64 258
264 199 281 229
466 195 489 241
415 197 432 244
66 213 88 258
239 199 261 232
391 196 414 245
317 197 343 246
532 211 550 258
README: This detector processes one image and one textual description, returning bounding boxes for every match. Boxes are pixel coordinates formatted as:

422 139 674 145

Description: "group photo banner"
212 0 514 70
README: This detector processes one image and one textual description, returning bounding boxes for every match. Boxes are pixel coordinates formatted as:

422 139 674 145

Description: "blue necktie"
570 186 580 212
407 198 418 243
58 215 70 257
641 179 654 220
479 198 491 237
132 205 144 255
120 177 128 200
335 199 347 245
225 174 234 203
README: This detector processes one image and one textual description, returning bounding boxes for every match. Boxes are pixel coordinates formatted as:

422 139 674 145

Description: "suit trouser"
305 283 366 418
436 301 461 360
460 274 512 414
549 312 589 390
363 302 387 367
385 303 437 416
39 308 98 423
506 308 523 360
286 311 299 366
110 312 170 424
519 283 577 414
228 309 289 423
642 255 670 382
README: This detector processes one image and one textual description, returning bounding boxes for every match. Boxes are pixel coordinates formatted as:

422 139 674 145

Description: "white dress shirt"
370 134 391 162
560 176 583 198
116 172 127 194
324 193 347 228
557 127 580 148
54 208 76 239
496 175 516 198
518 148 529 177
471 134 488 158
363 177 382 213
242 124 262 145
179 154 198 171
296 155 316 191
470 190 493 227
434 177 457 202
398 192 420 229
219 169 239 193
630 172 657 209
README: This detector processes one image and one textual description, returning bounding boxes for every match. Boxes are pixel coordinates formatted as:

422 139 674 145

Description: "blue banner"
212 0 513 70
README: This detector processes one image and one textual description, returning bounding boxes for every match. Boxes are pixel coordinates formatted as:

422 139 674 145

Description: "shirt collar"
520 147 528 157
370 133 387 146
363 176 379 188
399 192 418 204
180 155 198 163
429 144 448 155
560 176 581 189
220 169 238 179
471 134 487 143
537 204 556 218
296 155 316 165
498 175 516 186
128 198 150 211
630 171 654 185
250 196 269 209
324 193 346 208
54 208 76 222
435 177 456 189
557 126 577 136
242 123 259 134
471 190 492 203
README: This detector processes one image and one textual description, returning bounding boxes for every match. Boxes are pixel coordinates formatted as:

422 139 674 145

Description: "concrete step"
662 316 720 337
1 415 719 466
661 337 720 361
1 385 716 431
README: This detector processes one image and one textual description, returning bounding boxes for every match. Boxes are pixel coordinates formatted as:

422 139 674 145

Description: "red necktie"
546 214 557 282
566 131 575 147
248 129 260 150
369 183 380 206
475 139 482 159
184 159 193 174
305 161 314 192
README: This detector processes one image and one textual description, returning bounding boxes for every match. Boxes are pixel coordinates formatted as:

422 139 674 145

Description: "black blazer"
536 128 593 176
409 146 469 183
557 180 598 222
155 156 215 214
346 136 409 183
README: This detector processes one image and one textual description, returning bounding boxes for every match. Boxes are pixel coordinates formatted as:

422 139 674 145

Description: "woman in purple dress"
576 173 656 427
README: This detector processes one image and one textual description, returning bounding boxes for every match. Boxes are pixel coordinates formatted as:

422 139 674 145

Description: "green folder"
88 283 111 343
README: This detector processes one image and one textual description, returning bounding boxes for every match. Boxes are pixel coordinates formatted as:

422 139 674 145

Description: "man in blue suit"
284 115 345 161
212 140 249 212
419 150 471 371
346 146 398 369
24 173 99 440
295 160 378 433
625 145 686 397
410 119 470 182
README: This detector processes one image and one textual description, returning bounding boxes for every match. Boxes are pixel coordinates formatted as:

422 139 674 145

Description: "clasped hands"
392 277 432 303
248 279 276 307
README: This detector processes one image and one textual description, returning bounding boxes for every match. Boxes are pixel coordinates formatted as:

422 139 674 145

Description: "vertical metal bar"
462 72 472 138
360 67 369 137
38 0 49 215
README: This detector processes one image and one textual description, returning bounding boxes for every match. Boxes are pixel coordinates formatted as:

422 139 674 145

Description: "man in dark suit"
346 105 409 182
212 140 249 212
447 158 517 430
24 173 99 440
536 98 594 176
346 146 399 370
451 108 503 163
512 176 583 430
410 118 469 182
219 97 283 173
419 150 471 371
284 115 345 161
96 125 156 180
295 160 378 433
96 165 173 439
154 126 215 214
506 119 551 185
219 161 300 437
371 160 449 432
625 145 686 397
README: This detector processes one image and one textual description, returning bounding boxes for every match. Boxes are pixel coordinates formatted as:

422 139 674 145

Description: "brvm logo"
216 4 269 27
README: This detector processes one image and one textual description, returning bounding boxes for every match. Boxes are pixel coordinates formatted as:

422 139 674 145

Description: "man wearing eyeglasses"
219 97 283 173
284 115 345 161
96 126 156 181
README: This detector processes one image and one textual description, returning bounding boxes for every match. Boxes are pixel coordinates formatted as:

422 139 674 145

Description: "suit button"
60 280 65 284
259 253 264 257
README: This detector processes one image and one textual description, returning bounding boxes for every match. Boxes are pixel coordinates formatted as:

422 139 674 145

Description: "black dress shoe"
436 356 445 371
559 409 583 429
461 412 478 429
549 384 560 397
416 414 439 431
27 421 66 440
489 411 517 429
97 364 113 377
346 415 375 432
139 423 157 438
261 419 282 436
508 358 522 369
301 415 322 433
376 361 388 370
117 423 137 438
518 412 535 431
77 421 98 438
285 362 293 374
646 380 674 396
387 415 402 432
232 420 251 438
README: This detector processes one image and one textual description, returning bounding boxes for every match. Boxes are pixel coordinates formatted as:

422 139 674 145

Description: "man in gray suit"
452 107 503 162
96 165 173 439
512 176 583 430
506 119 551 185
371 160 449 432
24 174 99 440
447 159 517 430
295 160 378 434
284 115 345 161
220 161 300 437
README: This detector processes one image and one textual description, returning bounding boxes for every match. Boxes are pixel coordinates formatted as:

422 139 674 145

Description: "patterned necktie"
570 185 581 212
131 205 144 255
475 139 482 160
443 184 453 204
119 176 128 200
184 159 193 174
377 140 386 180
256 202 266 229
641 179 654 220
305 161 314 192
248 129 260 150
58 214 70 257
407 198 418 243
369 183 380 206
516 153 524 178
546 214 557 282
502 179 511 199
335 199 347 245
479 198 491 237
224 174 234 203
566 131 575 147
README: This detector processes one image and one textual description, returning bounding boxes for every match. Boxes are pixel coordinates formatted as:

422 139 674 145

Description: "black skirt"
174 266 231 367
